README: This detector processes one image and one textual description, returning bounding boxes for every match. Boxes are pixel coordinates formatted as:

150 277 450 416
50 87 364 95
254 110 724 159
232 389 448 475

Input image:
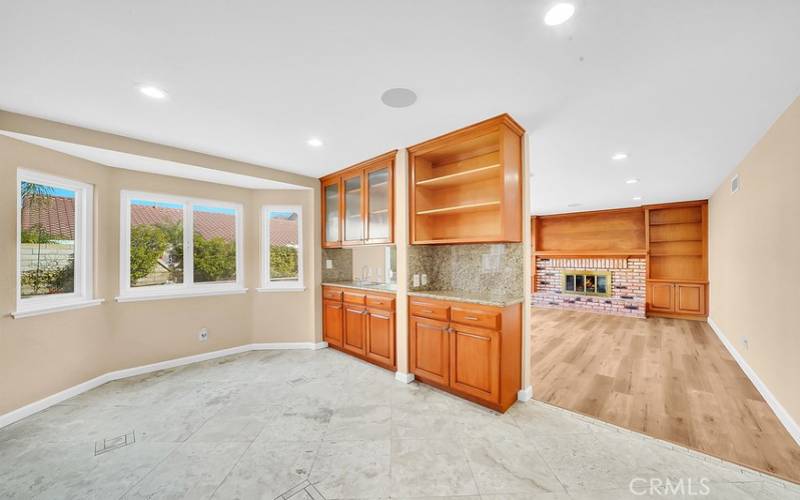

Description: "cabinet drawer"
409 300 449 321
366 294 395 310
322 287 343 301
451 306 501 330
343 291 367 305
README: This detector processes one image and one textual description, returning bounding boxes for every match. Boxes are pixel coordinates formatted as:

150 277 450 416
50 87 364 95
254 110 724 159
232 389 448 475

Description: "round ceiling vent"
381 88 417 108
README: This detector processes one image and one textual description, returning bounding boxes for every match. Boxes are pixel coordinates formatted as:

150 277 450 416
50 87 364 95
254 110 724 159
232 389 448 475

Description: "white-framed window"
14 169 98 318
260 205 304 291
118 190 245 301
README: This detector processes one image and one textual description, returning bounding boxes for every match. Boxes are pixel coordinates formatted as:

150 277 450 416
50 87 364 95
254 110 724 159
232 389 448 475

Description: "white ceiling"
1 1 799 214
0 131 308 190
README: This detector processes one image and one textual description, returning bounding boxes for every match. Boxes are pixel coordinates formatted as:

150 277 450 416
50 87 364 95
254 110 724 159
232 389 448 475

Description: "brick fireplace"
532 257 646 318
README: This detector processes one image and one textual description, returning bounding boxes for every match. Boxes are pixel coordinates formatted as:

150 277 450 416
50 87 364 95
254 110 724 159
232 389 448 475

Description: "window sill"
256 286 306 293
12 299 105 319
115 288 248 303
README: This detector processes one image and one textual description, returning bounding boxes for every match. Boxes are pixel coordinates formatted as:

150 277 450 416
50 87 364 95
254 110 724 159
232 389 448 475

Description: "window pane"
193 205 237 284
20 182 76 298
269 210 299 282
130 199 184 287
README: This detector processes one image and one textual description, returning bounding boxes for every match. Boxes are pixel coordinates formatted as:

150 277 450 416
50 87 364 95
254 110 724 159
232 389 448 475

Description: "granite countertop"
407 289 524 308
322 281 398 293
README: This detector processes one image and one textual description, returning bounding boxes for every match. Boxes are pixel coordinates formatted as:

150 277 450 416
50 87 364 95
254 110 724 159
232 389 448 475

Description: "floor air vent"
94 431 135 456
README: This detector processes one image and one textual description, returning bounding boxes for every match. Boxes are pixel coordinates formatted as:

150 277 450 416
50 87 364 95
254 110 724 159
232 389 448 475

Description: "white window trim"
117 190 245 301
14 169 95 318
261 205 304 291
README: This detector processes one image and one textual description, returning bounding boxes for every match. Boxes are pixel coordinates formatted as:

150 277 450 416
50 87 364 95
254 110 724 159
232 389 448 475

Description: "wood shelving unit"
409 114 524 244
645 200 709 319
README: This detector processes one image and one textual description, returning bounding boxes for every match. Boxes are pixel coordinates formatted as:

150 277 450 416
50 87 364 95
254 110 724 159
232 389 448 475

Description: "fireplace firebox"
562 270 611 297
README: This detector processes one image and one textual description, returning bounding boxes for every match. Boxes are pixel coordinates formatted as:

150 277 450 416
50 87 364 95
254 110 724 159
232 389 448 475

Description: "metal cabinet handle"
456 331 488 341
464 316 479 321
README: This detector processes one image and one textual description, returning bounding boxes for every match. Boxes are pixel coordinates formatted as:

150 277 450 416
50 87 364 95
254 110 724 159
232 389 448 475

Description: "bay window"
260 205 303 291
118 191 244 301
14 169 98 317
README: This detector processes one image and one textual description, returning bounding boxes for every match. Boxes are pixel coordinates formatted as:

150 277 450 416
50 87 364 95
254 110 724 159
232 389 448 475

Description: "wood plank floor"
530 307 800 484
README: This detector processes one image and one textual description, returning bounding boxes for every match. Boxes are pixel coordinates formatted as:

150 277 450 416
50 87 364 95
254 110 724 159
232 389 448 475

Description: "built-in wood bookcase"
408 114 525 244
645 200 708 319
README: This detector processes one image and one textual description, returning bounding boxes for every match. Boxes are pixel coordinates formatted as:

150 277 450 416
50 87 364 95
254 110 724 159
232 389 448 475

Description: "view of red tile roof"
131 204 237 241
21 196 298 245
21 196 75 239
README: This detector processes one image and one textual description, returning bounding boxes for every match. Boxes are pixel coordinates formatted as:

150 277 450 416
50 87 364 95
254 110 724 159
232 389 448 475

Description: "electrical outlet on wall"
421 274 428 286
198 328 209 342
412 274 420 287
326 259 333 269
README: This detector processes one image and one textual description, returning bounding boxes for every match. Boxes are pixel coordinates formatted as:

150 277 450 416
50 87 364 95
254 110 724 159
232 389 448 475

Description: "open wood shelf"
409 114 524 244
649 238 702 243
415 163 501 188
648 220 702 226
416 200 500 216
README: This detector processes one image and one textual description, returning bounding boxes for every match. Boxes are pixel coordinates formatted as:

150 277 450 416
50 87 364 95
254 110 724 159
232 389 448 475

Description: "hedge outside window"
119 191 244 300
16 169 95 315
262 205 303 290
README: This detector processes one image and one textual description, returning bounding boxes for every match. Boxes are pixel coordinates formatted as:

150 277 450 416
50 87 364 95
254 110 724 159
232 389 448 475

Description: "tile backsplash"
408 243 524 297
322 248 352 282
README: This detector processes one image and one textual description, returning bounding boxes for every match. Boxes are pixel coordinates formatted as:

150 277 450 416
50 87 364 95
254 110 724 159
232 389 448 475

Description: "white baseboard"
517 385 533 402
0 341 328 430
707 317 800 446
251 341 328 351
395 371 415 384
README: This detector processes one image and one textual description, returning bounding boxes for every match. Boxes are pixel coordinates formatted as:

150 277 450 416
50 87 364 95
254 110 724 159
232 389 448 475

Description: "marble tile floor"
1 348 799 500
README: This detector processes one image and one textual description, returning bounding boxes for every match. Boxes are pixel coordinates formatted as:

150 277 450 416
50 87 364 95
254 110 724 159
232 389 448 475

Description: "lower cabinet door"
365 309 395 367
449 324 500 405
648 282 675 313
409 316 450 386
675 283 705 315
323 300 343 348
343 305 367 356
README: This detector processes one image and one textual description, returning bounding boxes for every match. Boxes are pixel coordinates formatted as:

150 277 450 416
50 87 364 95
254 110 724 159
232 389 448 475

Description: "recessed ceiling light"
138 85 168 100
625 178 639 184
632 196 642 201
381 88 417 108
612 152 628 160
307 137 324 148
544 3 575 26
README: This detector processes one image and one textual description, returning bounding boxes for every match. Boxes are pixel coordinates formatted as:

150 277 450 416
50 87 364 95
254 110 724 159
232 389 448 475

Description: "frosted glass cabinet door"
324 182 340 244
343 174 363 243
367 167 390 241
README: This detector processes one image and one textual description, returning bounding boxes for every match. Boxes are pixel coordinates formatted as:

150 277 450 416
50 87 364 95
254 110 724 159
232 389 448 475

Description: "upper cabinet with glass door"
319 151 396 248
321 177 341 248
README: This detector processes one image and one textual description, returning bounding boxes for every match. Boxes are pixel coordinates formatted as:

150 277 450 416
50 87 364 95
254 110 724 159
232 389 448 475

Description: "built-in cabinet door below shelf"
675 283 705 315
648 282 674 313
323 300 343 347
365 163 392 244
343 304 367 355
365 309 395 367
342 172 364 245
449 324 500 405
409 316 450 386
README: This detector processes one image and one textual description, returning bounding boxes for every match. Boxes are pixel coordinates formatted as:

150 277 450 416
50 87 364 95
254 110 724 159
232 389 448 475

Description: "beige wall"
708 96 800 426
0 118 320 416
